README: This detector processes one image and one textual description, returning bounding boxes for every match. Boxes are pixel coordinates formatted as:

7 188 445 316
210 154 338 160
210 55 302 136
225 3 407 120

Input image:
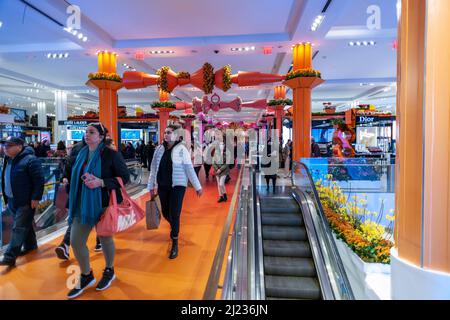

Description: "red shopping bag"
96 177 145 237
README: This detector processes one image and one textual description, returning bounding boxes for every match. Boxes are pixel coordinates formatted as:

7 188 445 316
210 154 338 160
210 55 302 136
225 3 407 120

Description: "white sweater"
147 143 202 191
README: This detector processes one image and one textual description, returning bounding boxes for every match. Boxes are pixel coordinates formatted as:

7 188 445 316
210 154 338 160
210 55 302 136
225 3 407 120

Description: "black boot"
218 196 225 203
223 194 228 202
169 239 178 259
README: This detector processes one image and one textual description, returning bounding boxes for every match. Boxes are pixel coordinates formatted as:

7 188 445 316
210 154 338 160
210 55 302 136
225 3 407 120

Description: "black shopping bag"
145 195 161 230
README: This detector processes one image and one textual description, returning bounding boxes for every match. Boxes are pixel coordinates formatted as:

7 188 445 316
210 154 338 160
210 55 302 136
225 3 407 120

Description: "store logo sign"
358 116 375 124
367 5 381 30
66 5 81 30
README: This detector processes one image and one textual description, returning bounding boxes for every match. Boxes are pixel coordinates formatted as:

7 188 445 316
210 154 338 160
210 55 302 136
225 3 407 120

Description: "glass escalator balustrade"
0 157 145 252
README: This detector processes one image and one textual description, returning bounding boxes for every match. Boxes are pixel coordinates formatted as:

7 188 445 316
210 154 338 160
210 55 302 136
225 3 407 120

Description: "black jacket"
66 146 131 207
1 146 45 207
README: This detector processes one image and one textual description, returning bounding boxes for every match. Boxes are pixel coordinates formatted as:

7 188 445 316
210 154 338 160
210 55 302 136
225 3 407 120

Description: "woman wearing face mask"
66 123 130 299
148 124 203 259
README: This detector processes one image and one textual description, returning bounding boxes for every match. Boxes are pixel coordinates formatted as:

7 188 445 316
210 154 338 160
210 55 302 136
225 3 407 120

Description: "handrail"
251 166 266 299
203 165 244 300
293 160 355 300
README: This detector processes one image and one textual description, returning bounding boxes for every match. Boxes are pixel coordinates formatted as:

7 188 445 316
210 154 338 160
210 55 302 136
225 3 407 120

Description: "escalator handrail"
294 161 355 300
250 166 266 300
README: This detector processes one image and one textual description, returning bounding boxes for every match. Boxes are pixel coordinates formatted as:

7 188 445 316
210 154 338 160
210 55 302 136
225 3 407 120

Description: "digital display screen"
69 130 85 141
121 129 141 140
312 128 334 143
10 108 27 121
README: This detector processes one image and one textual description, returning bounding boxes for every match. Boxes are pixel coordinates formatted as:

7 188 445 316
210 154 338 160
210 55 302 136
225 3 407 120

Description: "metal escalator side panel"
254 191 266 300
292 161 355 300
292 191 335 300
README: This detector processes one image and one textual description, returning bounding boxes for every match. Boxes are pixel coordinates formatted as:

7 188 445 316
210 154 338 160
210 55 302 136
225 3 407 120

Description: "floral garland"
157 66 170 93
151 101 176 109
262 112 275 118
88 72 122 82
177 71 190 79
222 64 232 92
180 114 196 120
285 68 321 80
202 62 215 94
267 99 293 106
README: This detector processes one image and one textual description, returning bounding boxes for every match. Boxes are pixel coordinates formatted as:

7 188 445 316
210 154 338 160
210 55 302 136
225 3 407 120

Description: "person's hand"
150 188 157 199
62 178 69 185
31 200 39 209
196 189 203 197
83 173 103 189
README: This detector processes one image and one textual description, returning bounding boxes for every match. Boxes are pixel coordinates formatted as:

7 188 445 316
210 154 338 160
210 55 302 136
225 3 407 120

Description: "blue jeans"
4 198 37 261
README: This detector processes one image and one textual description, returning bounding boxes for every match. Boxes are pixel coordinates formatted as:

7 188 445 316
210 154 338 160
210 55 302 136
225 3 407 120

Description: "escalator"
221 163 354 300
260 189 321 300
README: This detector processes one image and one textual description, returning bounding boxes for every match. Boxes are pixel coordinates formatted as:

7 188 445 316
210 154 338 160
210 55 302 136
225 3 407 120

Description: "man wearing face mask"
148 124 203 259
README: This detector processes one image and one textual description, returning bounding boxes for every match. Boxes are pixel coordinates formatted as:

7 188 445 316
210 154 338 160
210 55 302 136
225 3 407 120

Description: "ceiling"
0 0 399 122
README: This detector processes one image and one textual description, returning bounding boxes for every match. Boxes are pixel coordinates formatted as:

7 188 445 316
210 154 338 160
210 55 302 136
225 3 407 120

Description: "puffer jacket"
148 142 202 191
1 146 44 207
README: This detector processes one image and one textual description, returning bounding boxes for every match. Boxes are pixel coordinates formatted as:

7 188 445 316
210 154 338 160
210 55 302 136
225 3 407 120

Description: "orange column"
159 89 169 102
158 108 171 143
284 43 323 160
272 86 286 141
88 51 121 144
394 0 426 267
395 0 450 272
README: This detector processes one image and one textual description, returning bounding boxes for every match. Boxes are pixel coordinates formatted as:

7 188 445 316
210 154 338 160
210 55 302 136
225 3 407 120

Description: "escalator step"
262 226 307 241
261 213 303 226
263 240 311 258
264 257 316 277
265 276 321 300
260 198 298 212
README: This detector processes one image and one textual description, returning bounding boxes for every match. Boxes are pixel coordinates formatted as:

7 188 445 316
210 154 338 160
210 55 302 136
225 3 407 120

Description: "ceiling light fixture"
349 40 376 47
0 21 3 28
64 27 88 42
47 52 69 59
149 50 175 54
311 15 325 31
231 46 256 52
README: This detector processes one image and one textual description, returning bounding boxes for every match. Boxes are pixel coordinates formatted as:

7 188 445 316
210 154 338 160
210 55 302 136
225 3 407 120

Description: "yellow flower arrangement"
315 177 394 263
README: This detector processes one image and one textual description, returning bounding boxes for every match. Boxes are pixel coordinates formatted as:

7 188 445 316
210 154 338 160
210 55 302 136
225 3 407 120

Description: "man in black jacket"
0 136 44 267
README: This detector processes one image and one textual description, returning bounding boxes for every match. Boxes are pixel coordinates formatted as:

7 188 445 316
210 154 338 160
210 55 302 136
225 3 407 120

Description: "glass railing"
0 158 68 252
0 157 146 253
300 158 395 237
220 165 250 300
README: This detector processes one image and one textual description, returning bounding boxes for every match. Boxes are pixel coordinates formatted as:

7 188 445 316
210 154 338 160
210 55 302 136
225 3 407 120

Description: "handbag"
96 177 145 237
146 195 162 230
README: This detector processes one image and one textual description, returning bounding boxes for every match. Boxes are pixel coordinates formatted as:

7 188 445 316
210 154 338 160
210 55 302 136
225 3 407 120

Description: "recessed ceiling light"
72 30 78 36
311 15 325 31
83 36 88 42
78 33 83 39
0 21 3 28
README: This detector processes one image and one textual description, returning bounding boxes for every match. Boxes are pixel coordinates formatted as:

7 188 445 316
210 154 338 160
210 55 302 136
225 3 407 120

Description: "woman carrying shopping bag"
148 124 202 259
66 123 130 299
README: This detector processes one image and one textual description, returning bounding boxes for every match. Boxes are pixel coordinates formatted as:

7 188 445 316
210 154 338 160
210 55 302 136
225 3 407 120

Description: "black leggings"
158 186 187 239
203 164 212 178
265 175 277 190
